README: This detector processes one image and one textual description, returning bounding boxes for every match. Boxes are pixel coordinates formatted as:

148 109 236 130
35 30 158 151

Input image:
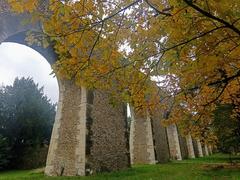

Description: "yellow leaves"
5 0 239 144
7 0 24 13
7 0 37 13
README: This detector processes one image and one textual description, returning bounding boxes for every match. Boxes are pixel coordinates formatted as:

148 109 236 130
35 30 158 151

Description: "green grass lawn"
0 153 240 180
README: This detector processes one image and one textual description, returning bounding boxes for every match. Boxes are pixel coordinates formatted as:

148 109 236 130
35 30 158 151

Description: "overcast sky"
0 42 59 103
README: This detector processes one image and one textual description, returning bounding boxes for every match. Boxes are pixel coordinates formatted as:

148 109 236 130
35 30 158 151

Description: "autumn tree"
4 0 240 145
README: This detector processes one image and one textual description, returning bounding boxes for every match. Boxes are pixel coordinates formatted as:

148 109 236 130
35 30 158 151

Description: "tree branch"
183 0 240 36
144 0 172 16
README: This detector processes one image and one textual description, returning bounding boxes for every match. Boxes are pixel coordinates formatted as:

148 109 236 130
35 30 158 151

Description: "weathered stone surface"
45 80 86 176
1 3 130 176
185 134 195 159
178 134 188 159
45 81 130 176
203 144 209 156
129 109 156 164
208 145 213 155
45 82 130 176
151 112 170 163
86 90 130 174
192 139 203 157
166 124 182 160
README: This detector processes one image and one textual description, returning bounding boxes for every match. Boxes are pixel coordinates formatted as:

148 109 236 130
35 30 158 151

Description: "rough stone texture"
192 139 203 157
178 134 188 159
45 82 130 176
0 7 86 176
204 144 209 156
185 134 195 159
86 90 130 174
129 109 156 164
166 124 182 160
151 111 170 163
192 139 198 157
1 4 130 176
197 139 204 157
45 80 86 176
208 145 213 155
0 1 130 176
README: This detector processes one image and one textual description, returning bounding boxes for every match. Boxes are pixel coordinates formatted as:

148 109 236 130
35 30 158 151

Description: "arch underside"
0 10 131 176
1 5 207 177
0 12 56 64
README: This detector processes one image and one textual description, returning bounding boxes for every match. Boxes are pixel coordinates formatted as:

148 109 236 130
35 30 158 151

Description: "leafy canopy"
4 0 240 143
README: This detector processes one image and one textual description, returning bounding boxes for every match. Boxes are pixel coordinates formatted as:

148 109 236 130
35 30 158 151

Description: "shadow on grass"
211 155 240 162
200 163 240 179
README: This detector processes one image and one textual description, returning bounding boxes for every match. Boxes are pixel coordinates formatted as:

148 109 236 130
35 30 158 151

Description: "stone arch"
1 4 130 176
0 11 56 64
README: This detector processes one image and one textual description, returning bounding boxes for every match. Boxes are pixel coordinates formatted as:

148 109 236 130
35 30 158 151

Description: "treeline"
213 105 240 154
0 77 56 170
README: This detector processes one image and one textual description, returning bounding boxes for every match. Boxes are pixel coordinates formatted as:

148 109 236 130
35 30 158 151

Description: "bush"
0 135 11 169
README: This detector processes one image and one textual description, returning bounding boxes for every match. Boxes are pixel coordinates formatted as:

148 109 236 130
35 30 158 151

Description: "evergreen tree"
0 77 56 169
213 104 240 153
0 135 11 170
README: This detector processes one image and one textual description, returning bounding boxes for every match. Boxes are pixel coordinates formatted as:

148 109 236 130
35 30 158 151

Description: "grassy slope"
0 153 239 180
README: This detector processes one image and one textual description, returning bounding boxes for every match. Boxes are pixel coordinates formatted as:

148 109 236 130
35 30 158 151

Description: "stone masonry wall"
1 4 130 177
86 90 130 174
151 111 170 163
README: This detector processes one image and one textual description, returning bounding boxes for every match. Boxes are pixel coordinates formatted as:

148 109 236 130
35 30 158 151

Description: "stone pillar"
151 111 170 163
196 139 204 157
129 108 156 164
45 80 87 176
166 124 182 160
45 80 130 176
185 134 195 158
85 90 130 174
178 134 188 159
208 145 213 155
204 144 209 156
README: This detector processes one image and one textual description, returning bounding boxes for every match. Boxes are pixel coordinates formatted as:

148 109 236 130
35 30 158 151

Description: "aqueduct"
0 1 130 176
0 0 212 176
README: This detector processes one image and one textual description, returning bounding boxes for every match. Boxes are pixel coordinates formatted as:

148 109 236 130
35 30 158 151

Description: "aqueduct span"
0 1 210 176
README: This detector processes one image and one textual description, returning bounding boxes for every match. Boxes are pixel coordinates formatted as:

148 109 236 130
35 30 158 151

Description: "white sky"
0 42 59 103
